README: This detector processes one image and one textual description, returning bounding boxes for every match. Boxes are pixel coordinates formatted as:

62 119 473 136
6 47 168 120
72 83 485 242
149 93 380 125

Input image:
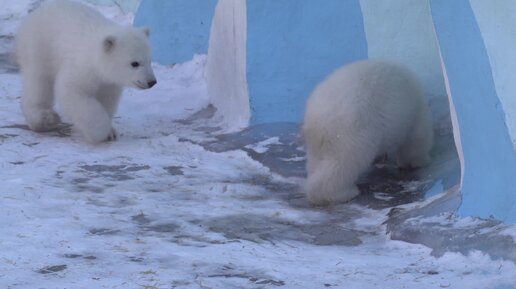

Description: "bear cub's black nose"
148 80 157 88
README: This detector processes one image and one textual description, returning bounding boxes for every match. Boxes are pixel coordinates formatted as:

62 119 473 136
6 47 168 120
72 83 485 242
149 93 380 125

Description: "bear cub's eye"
131 61 140 68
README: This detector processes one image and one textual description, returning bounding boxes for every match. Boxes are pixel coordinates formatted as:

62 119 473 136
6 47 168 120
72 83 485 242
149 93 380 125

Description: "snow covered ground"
1 1 516 288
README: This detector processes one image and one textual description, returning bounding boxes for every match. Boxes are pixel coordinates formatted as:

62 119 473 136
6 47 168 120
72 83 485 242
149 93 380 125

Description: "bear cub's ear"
140 27 150 38
103 36 116 52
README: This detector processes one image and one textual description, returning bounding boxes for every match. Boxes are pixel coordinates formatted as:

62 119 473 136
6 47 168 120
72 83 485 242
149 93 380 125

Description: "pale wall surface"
360 0 448 124
360 0 445 99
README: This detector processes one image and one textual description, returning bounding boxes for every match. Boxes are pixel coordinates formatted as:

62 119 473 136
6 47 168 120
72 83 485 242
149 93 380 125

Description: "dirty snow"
1 1 516 289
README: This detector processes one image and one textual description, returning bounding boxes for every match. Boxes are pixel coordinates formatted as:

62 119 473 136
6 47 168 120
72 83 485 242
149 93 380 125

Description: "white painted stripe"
206 0 250 131
439 51 465 187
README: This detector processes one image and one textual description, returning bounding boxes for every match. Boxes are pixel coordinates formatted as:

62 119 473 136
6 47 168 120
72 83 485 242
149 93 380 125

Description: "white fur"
16 0 156 143
302 60 434 205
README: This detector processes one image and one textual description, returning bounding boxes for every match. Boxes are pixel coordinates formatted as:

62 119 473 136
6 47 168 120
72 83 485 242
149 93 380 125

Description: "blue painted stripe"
430 0 516 222
246 0 368 124
134 0 217 64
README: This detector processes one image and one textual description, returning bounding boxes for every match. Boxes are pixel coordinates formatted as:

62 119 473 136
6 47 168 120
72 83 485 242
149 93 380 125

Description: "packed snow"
1 1 515 288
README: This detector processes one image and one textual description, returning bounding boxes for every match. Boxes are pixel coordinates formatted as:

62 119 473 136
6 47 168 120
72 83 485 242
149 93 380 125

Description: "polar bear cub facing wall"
303 60 433 205
16 0 156 143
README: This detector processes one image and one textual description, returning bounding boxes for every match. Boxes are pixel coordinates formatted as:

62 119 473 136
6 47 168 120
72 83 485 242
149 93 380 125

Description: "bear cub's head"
100 27 157 90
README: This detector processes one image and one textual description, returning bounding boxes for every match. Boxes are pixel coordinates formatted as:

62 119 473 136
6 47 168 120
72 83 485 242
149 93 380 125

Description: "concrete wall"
205 0 447 128
135 0 448 128
431 0 516 223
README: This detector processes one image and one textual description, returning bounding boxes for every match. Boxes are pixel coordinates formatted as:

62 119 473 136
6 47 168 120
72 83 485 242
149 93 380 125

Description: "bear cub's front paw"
29 110 62 132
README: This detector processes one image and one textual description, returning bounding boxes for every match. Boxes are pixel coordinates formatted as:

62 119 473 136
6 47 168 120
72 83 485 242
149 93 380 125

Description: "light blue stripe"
246 0 368 124
134 0 217 64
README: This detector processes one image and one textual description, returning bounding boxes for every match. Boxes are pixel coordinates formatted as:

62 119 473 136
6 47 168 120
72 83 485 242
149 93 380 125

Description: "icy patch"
424 179 444 198
501 227 516 244
373 192 395 201
279 156 305 162
244 136 281 153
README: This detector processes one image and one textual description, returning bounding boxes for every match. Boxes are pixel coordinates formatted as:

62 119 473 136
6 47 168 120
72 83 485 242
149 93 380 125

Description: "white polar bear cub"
302 60 433 205
16 0 156 143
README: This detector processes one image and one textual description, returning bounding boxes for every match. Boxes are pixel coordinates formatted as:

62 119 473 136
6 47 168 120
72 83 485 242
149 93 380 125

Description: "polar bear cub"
16 0 156 143
302 60 433 205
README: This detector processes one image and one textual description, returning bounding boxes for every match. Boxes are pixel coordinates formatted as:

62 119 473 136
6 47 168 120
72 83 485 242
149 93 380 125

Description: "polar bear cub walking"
302 60 433 205
16 0 156 143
